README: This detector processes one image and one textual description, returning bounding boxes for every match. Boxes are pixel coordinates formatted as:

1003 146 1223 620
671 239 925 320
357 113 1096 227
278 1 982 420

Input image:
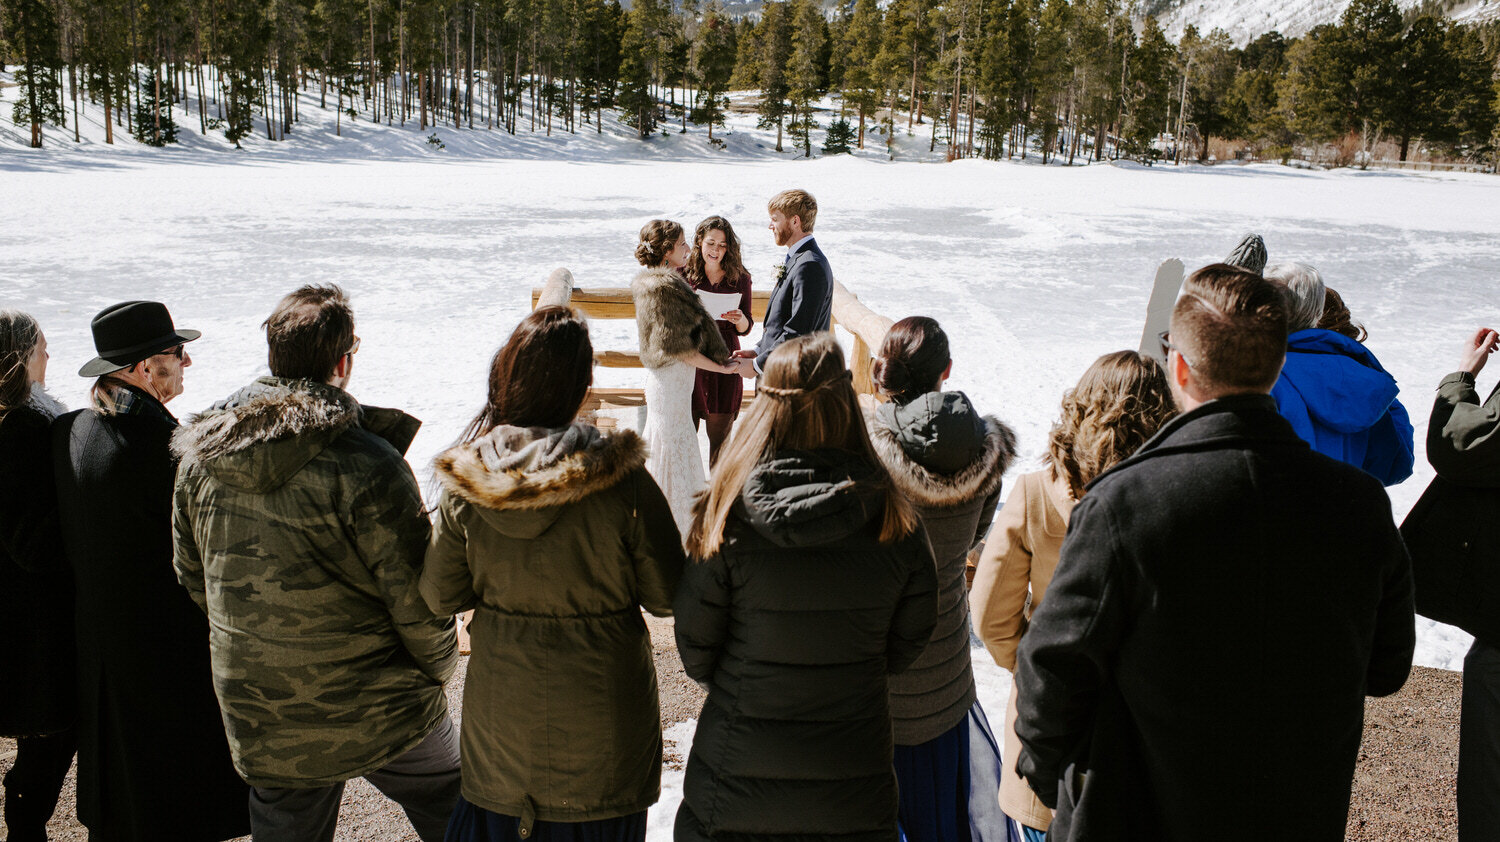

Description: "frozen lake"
7 149 1499 674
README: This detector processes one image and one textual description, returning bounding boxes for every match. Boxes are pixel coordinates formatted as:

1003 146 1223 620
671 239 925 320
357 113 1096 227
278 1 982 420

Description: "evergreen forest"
1 0 1497 166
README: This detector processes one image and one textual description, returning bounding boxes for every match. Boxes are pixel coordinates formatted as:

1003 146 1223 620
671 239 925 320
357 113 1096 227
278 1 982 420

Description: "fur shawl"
632 267 730 369
869 409 1017 509
435 423 647 511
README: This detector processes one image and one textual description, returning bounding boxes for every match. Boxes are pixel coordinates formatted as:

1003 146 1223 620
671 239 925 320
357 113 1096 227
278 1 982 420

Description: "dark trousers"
2 729 76 842
1461 638 1500 841
248 716 462 842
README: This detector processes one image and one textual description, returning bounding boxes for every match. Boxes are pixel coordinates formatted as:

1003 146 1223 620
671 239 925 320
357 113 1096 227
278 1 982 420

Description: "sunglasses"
347 336 361 357
164 344 187 360
1157 331 1194 369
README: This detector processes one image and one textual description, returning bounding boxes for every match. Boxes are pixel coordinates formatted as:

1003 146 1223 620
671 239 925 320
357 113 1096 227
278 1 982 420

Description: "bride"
631 219 736 534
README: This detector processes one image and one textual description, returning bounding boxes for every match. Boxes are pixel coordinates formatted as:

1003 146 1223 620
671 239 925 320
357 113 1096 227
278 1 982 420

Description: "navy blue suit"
753 237 833 372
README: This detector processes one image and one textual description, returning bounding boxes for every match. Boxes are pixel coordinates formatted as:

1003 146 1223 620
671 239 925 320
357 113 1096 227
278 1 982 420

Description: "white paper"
696 290 744 322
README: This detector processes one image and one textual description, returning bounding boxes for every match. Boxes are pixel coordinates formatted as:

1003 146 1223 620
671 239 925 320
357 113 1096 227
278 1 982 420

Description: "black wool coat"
0 404 75 737
673 449 938 842
53 387 250 842
1015 395 1415 842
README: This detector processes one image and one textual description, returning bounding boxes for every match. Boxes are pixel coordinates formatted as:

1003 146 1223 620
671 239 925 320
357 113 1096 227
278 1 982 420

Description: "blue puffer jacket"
1270 328 1415 486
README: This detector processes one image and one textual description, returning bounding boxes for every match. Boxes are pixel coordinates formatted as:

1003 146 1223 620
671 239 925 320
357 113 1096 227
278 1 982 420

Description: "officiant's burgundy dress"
690 271 753 421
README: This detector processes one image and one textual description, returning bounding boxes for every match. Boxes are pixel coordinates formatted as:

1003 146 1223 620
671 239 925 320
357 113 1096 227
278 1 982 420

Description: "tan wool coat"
968 468 1076 833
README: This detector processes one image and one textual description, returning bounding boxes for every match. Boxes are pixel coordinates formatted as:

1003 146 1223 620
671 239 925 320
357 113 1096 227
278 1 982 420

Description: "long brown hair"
462 306 593 441
871 316 950 405
0 310 41 421
685 216 748 288
686 333 918 558
1046 350 1177 499
1317 287 1367 342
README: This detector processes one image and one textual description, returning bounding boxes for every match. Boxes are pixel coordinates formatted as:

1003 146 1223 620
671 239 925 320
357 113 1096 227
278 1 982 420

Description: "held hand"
731 349 757 359
1460 327 1499 376
721 309 749 331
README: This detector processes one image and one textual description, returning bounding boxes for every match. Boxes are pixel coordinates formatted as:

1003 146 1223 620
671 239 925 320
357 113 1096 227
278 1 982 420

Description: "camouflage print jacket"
171 376 456 789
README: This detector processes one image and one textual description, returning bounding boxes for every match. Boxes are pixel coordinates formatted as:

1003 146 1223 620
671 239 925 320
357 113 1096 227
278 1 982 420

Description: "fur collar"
172 378 359 472
435 423 646 511
26 384 67 420
631 266 730 368
869 410 1017 508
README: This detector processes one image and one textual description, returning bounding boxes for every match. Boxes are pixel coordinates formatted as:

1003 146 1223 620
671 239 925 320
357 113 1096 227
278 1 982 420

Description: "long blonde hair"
686 333 918 558
0 310 41 421
1046 350 1177 499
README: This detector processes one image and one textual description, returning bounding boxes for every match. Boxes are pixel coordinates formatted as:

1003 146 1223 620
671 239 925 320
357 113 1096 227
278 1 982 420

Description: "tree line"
2 0 1497 166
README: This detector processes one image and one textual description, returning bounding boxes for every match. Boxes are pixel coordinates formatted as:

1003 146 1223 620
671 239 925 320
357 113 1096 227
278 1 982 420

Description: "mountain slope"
1145 0 1500 43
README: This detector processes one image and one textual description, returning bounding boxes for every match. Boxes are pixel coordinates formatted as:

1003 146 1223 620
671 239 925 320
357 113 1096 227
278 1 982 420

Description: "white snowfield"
3 75 1494 837
1151 0 1500 43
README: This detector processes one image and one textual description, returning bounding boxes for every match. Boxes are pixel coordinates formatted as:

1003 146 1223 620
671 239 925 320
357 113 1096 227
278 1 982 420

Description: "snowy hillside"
1147 0 1500 43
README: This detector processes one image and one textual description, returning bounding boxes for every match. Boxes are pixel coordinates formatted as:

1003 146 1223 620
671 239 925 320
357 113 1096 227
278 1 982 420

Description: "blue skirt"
896 703 1006 842
444 795 647 842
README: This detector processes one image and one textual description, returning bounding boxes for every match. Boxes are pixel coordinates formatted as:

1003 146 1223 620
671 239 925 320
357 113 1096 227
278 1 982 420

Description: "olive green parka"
420 423 685 832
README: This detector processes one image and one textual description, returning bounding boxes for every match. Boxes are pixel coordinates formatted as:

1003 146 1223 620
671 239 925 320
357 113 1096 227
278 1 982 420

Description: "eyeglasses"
346 336 361 357
1157 331 1194 369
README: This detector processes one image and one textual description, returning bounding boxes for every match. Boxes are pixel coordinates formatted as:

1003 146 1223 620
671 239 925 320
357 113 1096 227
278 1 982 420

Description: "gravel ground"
0 627 1457 841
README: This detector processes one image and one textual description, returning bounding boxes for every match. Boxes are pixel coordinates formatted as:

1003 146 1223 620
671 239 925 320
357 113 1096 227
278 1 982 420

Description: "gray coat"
869 391 1015 744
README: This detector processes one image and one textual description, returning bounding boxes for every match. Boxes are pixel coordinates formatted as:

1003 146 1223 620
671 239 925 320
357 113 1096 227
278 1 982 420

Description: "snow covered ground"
4 75 1497 837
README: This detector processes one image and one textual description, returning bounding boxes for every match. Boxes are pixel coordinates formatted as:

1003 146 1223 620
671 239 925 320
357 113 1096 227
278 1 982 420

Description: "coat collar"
435 424 646 511
1085 394 1300 493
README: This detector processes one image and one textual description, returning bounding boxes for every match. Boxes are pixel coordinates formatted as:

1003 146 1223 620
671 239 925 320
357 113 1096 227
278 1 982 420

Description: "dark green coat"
674 449 939 842
172 377 456 789
421 424 684 829
868 391 1015 744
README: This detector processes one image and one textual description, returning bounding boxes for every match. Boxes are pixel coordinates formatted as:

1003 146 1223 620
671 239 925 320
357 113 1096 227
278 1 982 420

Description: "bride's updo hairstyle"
686 333 918 558
871 316 950 406
462 306 594 442
635 219 684 268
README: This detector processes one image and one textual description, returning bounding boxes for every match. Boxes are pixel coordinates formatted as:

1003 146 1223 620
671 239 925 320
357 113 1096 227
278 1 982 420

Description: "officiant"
684 215 754 465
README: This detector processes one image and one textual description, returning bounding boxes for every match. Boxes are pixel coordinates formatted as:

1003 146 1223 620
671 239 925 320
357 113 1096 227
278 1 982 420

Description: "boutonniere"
774 263 788 284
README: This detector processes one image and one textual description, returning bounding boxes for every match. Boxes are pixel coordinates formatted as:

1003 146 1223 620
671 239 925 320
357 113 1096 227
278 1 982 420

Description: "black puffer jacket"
869 391 1015 744
0 400 73 737
674 449 938 842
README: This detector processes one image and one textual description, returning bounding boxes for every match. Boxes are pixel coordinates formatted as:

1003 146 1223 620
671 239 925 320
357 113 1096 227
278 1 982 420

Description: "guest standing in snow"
1013 265 1415 841
674 333 938 842
1404 326 1500 840
0 311 76 842
172 286 459 842
420 306 686 842
686 215 754 465
968 350 1176 842
52 301 251 842
632 219 735 533
866 316 1016 842
1264 261 1414 486
730 189 833 379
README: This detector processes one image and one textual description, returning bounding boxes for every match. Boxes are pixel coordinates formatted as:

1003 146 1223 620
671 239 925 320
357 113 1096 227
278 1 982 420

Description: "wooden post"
831 279 894 399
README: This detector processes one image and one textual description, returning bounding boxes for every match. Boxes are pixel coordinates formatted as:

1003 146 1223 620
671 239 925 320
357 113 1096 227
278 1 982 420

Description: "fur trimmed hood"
632 267 730 369
868 391 1016 509
172 377 417 493
435 423 646 514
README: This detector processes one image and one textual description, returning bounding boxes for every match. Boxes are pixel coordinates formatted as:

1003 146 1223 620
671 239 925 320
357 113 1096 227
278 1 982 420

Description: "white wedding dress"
642 360 706 536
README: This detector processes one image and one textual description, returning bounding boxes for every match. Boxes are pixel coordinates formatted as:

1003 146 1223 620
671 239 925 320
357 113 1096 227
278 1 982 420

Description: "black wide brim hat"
78 300 201 378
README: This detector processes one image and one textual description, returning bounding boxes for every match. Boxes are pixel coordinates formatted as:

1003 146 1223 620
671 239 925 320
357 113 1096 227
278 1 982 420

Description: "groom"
733 189 834 377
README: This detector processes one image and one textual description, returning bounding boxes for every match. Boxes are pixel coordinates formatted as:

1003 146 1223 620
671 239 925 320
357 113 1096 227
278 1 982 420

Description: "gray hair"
0 309 42 415
1263 261 1326 332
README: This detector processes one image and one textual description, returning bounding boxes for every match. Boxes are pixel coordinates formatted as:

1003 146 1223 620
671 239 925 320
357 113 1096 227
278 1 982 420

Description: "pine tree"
5 0 65 148
786 0 825 157
690 0 736 143
617 0 667 137
755 0 793 151
839 0 883 148
1181 27 1238 161
822 116 855 152
132 69 180 146
1122 16 1174 160
1441 24 1499 159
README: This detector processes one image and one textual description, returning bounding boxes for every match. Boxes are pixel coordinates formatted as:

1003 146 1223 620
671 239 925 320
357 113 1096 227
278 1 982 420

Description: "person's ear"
1170 349 1192 392
940 360 953 384
333 354 353 380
